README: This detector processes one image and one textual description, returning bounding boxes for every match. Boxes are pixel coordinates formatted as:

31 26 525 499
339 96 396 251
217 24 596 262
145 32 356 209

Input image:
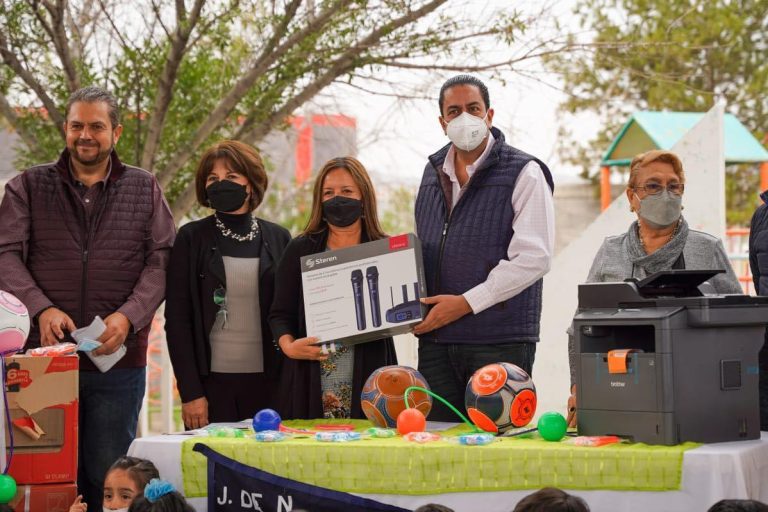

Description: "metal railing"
725 227 753 295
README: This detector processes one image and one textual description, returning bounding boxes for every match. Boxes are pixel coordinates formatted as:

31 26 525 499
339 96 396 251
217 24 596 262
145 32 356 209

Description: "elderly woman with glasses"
566 149 742 426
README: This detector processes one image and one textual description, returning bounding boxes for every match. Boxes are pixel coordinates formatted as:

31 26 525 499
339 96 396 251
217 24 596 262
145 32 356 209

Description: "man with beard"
413 75 554 421
0 86 175 507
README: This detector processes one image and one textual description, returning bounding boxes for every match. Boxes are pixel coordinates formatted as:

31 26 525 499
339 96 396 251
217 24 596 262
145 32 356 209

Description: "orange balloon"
397 408 426 435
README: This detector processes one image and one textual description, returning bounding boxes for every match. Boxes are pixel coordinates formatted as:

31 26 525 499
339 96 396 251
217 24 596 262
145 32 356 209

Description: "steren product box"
301 233 427 346
9 482 78 512
4 354 78 484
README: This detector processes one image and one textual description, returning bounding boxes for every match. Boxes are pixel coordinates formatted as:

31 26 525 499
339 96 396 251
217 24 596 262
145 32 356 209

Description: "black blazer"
165 215 291 403
269 229 397 419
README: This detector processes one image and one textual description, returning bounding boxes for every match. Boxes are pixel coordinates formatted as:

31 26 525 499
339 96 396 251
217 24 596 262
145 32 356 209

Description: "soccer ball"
361 365 432 428
0 291 29 355
465 362 537 433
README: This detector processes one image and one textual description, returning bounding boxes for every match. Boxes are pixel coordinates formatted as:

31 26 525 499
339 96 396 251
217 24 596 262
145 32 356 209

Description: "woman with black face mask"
164 140 291 429
269 157 397 420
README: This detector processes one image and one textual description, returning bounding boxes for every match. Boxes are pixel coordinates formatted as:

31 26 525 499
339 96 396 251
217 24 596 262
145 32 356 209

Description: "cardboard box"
4 355 78 484
301 233 427 346
9 482 78 512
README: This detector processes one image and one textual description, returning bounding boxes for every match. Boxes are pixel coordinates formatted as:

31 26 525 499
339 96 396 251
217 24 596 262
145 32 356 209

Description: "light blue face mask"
104 507 129 512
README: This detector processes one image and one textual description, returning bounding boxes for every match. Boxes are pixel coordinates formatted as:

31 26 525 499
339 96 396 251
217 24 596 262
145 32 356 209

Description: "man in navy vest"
747 196 768 431
0 86 175 507
413 75 555 421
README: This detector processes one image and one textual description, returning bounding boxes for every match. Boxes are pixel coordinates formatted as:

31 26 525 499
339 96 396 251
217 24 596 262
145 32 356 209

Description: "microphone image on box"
366 266 382 328
351 269 366 330
386 282 421 323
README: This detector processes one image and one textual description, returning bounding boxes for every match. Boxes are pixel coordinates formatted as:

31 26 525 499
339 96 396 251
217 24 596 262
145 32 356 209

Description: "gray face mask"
635 190 682 228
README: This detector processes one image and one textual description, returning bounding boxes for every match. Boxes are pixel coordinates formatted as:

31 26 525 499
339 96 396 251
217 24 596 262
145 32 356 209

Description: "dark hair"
708 500 768 512
302 156 387 240
65 86 120 128
194 140 269 212
438 75 490 116
108 456 160 492
513 487 590 512
414 505 456 512
128 493 195 512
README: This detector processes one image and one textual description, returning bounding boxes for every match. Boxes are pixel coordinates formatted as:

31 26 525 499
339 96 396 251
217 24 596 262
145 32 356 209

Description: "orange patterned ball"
465 362 537 433
361 365 432 427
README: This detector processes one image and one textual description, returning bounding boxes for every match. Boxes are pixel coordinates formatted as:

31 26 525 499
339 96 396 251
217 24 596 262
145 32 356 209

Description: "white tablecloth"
129 432 768 512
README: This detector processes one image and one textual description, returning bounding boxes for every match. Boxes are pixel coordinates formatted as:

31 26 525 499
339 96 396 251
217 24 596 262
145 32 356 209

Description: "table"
129 430 768 512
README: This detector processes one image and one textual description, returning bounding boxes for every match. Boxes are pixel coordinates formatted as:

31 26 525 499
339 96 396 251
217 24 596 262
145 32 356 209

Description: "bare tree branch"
96 0 132 49
0 30 66 135
169 0 451 220
29 0 81 92
0 93 41 149
155 0 350 188
332 79 434 101
140 0 207 170
150 0 172 38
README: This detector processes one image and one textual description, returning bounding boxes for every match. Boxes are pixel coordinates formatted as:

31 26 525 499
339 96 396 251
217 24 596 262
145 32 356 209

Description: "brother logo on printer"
306 255 338 268
610 381 626 388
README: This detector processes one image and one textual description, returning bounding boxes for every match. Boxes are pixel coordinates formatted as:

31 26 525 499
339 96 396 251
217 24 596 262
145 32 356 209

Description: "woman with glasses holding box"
566 149 741 426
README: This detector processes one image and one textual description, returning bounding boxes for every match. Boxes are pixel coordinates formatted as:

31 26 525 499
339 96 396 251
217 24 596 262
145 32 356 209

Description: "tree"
0 0 557 221
548 0 768 224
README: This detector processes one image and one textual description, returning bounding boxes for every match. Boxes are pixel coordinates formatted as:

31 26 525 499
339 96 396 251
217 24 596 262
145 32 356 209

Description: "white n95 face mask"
445 112 489 151
104 508 129 512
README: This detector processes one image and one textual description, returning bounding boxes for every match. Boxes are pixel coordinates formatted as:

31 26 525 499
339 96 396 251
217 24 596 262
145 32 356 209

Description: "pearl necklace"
214 213 259 242
638 219 680 252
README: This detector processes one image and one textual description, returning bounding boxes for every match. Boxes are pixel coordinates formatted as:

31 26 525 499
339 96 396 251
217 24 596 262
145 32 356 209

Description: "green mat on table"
181 419 699 498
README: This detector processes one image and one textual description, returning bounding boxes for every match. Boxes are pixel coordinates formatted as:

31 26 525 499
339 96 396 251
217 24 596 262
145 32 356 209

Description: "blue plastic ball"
252 409 281 432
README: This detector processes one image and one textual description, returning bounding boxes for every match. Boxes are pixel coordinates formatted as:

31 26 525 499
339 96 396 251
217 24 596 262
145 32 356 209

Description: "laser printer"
573 270 768 445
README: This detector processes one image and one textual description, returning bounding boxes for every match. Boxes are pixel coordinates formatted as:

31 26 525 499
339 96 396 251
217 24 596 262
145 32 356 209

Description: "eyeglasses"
633 183 684 195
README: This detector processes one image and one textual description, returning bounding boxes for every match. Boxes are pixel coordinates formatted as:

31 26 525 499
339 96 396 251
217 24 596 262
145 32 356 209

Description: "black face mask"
322 196 363 227
206 180 248 213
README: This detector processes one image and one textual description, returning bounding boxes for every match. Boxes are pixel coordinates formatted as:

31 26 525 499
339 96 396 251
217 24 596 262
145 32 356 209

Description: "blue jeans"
78 367 145 508
418 341 536 422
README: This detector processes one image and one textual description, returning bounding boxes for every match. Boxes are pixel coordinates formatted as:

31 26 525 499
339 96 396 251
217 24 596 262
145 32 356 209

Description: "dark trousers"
417 341 536 422
203 372 274 423
78 367 145 508
760 335 768 431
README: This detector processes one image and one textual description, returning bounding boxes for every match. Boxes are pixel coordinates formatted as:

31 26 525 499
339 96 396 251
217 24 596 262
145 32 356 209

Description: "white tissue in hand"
71 316 126 372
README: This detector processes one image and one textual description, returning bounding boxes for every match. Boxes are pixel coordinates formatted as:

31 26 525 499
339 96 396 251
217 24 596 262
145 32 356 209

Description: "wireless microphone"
351 269 366 331
366 266 381 328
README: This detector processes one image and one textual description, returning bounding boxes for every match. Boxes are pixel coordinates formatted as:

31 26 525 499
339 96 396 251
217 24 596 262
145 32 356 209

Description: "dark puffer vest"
415 128 554 344
23 150 156 369
750 191 768 295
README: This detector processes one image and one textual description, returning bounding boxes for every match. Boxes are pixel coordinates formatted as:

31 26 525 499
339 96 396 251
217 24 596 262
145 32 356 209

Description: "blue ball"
252 409 281 432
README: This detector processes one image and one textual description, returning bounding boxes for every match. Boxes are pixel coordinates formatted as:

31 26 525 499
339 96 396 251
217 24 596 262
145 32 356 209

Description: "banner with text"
193 444 410 512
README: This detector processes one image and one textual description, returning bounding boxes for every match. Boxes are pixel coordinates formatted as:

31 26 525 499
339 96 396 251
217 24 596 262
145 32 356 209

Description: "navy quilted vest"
415 128 553 344
752 192 768 295
23 150 155 369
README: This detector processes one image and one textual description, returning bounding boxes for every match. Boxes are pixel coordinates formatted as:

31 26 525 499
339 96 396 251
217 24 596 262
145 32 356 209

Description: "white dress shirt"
441 131 555 314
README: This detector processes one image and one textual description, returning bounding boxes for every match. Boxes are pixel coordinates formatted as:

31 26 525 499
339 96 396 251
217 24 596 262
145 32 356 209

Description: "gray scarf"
624 217 688 278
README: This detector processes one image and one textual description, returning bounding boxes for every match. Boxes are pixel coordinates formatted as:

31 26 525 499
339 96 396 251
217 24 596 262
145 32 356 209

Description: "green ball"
0 474 17 504
537 412 567 442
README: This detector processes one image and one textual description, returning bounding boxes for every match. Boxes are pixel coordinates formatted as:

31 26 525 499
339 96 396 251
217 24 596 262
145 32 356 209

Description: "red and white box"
4 354 78 484
9 482 78 512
